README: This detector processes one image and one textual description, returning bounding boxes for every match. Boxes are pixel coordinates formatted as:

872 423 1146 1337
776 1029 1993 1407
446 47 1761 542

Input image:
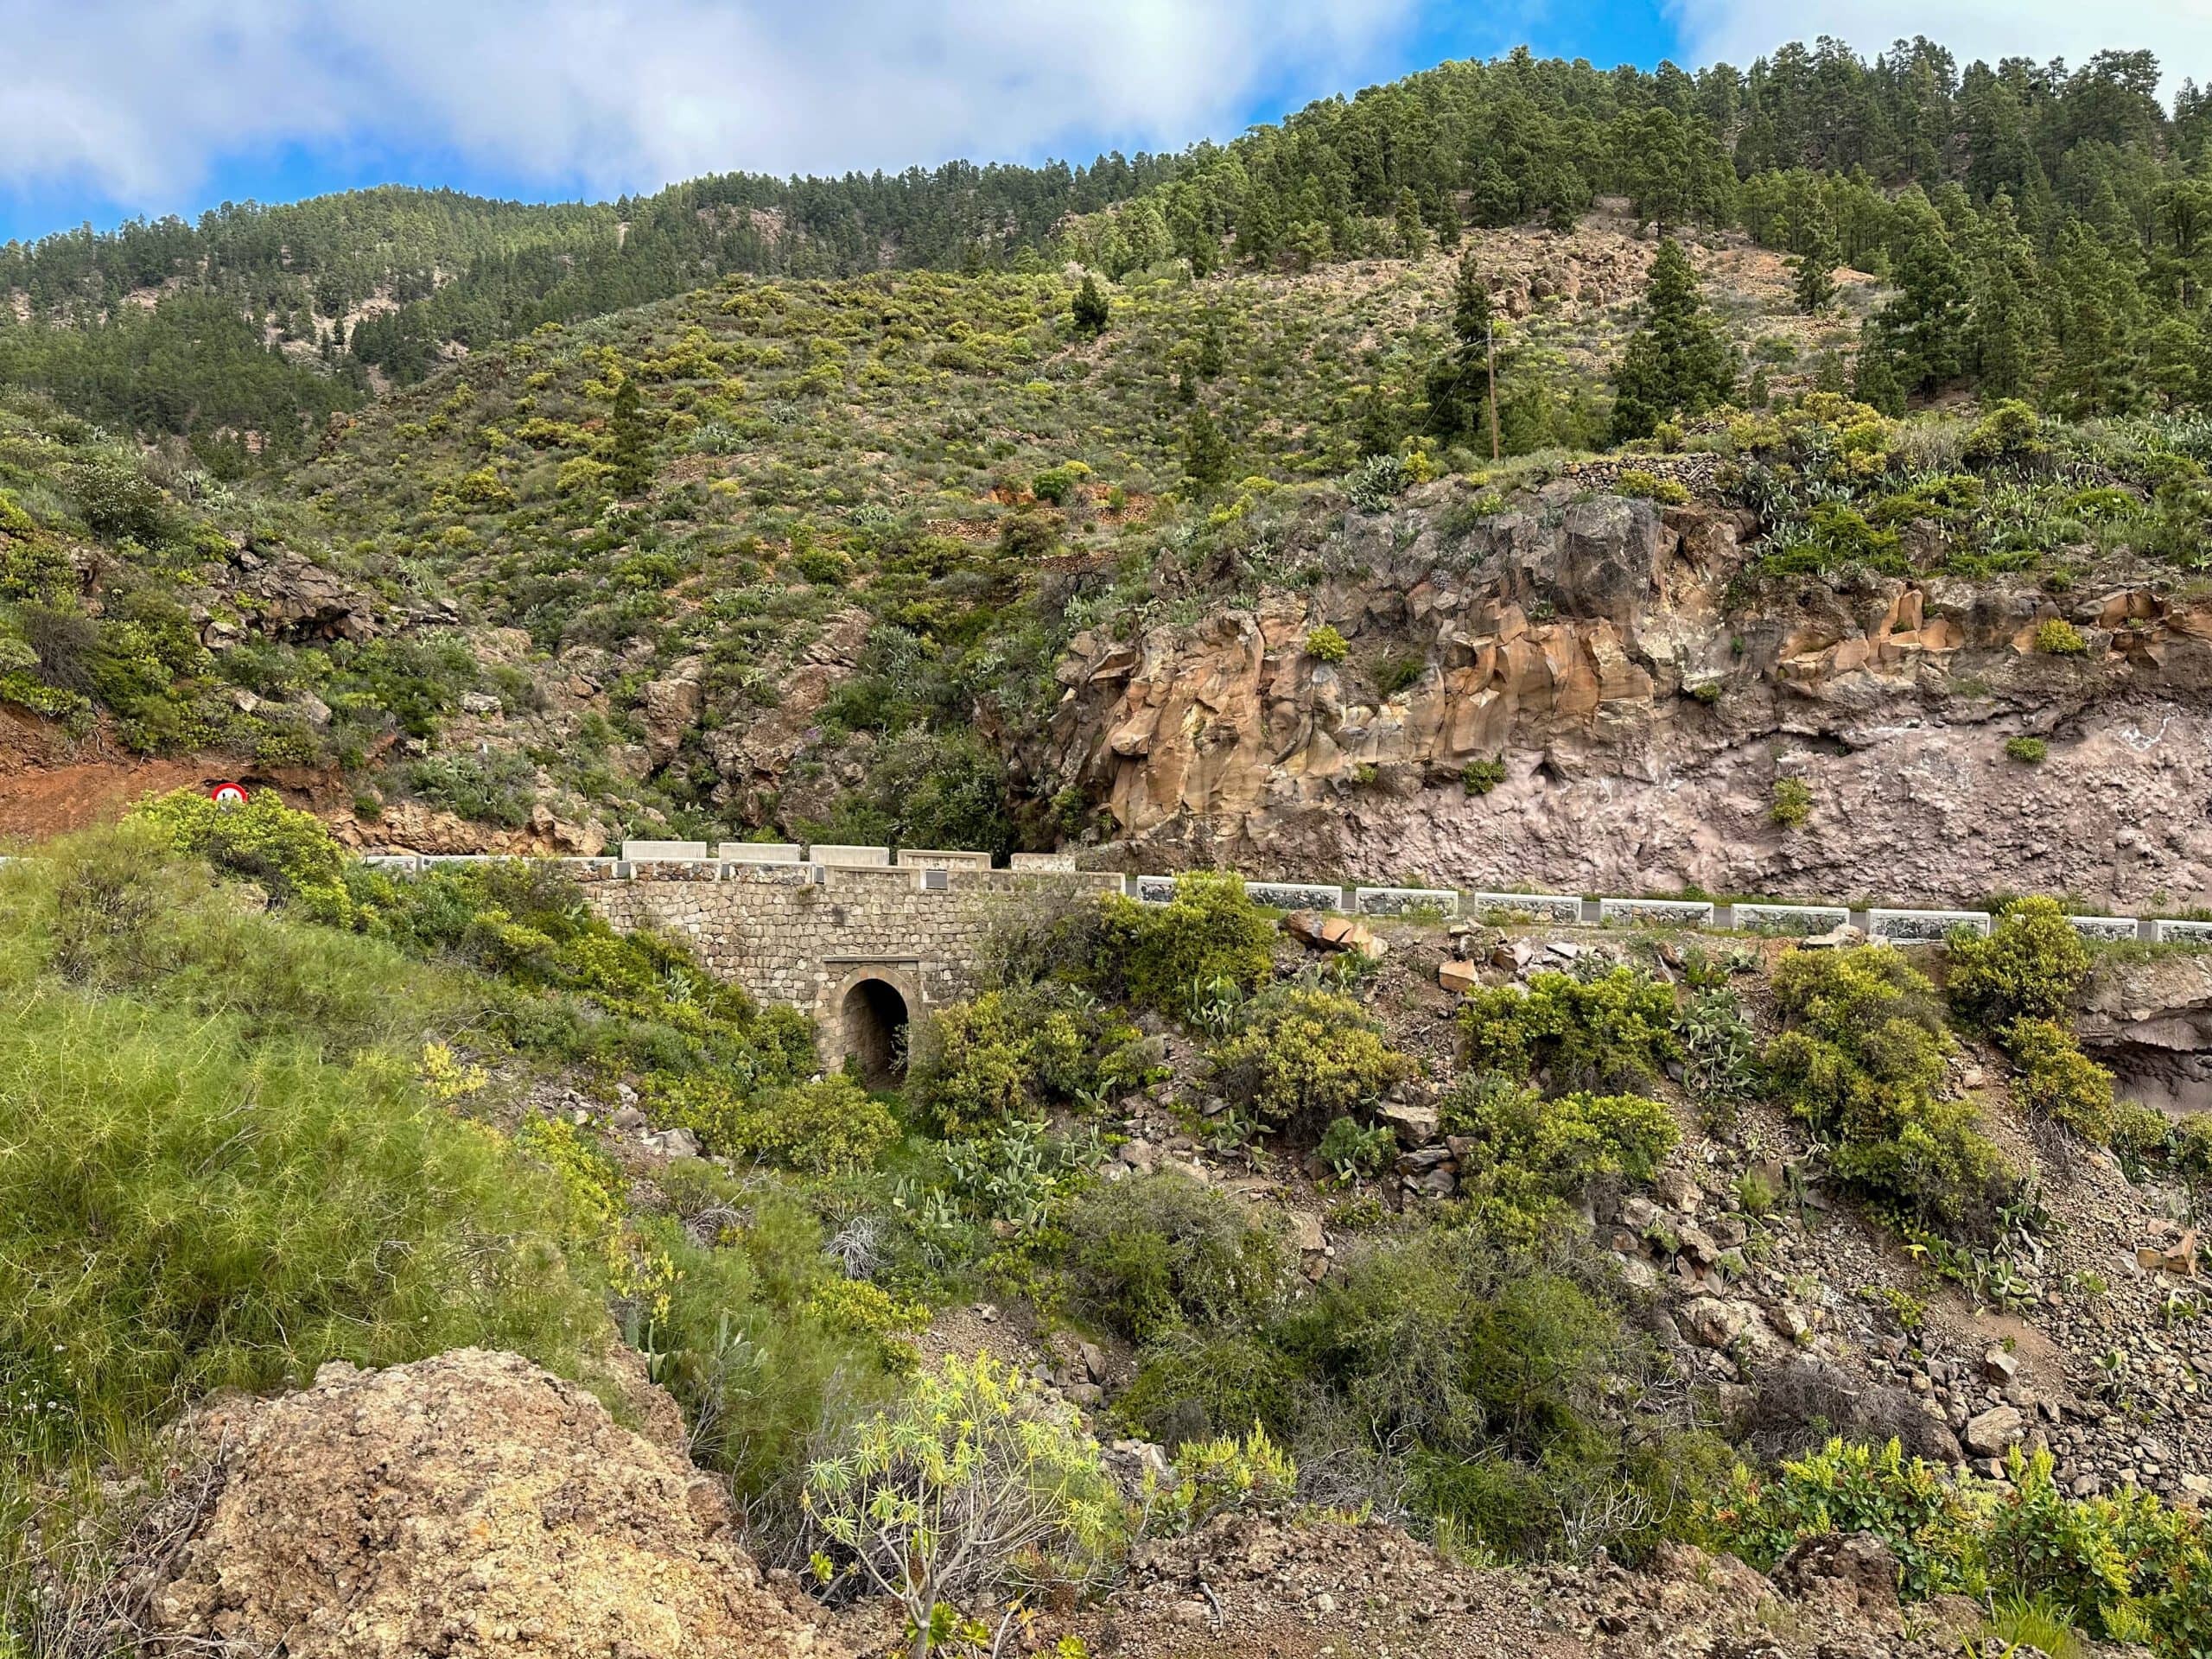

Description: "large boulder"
150 1348 837 1659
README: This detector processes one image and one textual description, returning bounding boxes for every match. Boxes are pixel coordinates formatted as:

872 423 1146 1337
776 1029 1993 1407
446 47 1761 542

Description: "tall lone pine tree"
1611 240 1735 442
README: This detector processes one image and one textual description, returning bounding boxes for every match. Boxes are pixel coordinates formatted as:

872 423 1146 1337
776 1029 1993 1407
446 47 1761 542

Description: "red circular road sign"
208 782 249 807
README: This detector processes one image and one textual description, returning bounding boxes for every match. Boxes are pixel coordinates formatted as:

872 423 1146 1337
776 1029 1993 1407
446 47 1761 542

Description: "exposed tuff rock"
1050 490 2212 907
335 798 608 857
200 543 378 647
2079 951 2212 1110
150 1349 836 1659
703 606 874 819
641 657 706 766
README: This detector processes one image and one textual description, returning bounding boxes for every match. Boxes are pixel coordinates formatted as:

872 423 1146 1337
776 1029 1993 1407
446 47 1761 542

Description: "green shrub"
2035 618 2088 656
1064 1172 1287 1344
129 787 351 918
1947 897 2090 1027
1031 465 1081 505
1116 1333 1303 1450
906 982 1135 1137
1091 872 1275 1019
2112 1101 2173 1171
660 1073 897 1173
1441 1071 1678 1236
0 892 606 1471
2004 1018 2116 1145
1305 624 1349 663
1206 986 1415 1134
1709 1439 2212 1656
802 1353 1122 1638
1278 1227 1722 1559
1319 1114 1399 1182
1707 1438 1974 1601
1770 777 1813 828
2005 736 2049 764
1461 757 1507 795
1616 467 1690 505
341 856 816 1086
1163 1423 1297 1531
1764 947 2011 1236
1459 966 1680 1095
2174 1116 2212 1188
403 748 539 828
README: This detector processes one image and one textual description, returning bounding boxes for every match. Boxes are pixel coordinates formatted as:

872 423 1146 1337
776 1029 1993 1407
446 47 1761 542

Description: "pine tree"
1393 188 1429 257
1195 316 1227 380
607 374 653 498
1851 329 1905 416
1182 405 1232 493
1964 195 2040 401
1873 213 1966 396
1071 274 1110 338
1424 249 1495 443
1610 238 1735 442
1793 211 1840 314
1354 384 1398 457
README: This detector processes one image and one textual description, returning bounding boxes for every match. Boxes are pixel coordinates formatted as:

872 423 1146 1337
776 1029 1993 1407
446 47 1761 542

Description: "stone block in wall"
2068 914 2141 943
896 849 995 870
2152 918 2212 944
716 842 803 862
1009 852 1078 872
1245 880 1347 912
1466 891 1582 925
1867 908 1991 943
1599 897 1714 928
1354 887 1460 918
556 857 621 880
1732 902 1850 936
622 840 709 861
810 844 892 867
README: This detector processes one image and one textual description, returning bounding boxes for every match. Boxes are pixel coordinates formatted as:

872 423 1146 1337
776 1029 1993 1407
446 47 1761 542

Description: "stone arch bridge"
569 843 1116 1084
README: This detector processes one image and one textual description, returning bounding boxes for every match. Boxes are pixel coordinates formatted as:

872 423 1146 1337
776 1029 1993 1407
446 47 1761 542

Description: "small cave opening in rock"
842 978 910 1088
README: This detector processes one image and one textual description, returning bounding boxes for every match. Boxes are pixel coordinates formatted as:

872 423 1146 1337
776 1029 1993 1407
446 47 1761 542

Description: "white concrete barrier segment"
1599 898 1716 927
1867 908 1991 942
2067 915 2140 942
1355 887 1461 918
809 844 893 867
621 840 709 861
896 849 995 870
1732 902 1851 936
1245 881 1348 912
715 842 803 862
1465 891 1583 924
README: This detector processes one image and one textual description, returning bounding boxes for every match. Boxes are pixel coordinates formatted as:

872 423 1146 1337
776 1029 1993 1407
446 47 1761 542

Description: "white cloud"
1669 0 2212 91
0 0 1417 211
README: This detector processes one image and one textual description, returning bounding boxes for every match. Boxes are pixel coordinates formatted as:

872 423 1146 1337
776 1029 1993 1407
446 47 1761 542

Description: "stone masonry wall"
575 862 1120 1070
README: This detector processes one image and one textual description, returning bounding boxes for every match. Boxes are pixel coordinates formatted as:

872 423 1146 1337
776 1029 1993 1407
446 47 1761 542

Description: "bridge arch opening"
840 976 910 1088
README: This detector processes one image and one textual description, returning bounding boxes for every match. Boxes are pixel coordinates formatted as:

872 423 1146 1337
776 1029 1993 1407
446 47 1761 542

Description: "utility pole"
1486 313 1500 462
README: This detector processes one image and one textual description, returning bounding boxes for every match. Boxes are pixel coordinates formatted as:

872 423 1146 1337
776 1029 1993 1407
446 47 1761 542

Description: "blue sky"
0 0 2197 246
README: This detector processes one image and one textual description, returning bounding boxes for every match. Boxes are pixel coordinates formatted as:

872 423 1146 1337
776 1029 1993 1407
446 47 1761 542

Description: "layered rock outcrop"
1050 489 2212 907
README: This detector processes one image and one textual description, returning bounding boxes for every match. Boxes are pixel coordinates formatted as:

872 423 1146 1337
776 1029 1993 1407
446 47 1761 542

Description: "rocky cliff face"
2080 950 2212 1111
1050 486 2212 908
